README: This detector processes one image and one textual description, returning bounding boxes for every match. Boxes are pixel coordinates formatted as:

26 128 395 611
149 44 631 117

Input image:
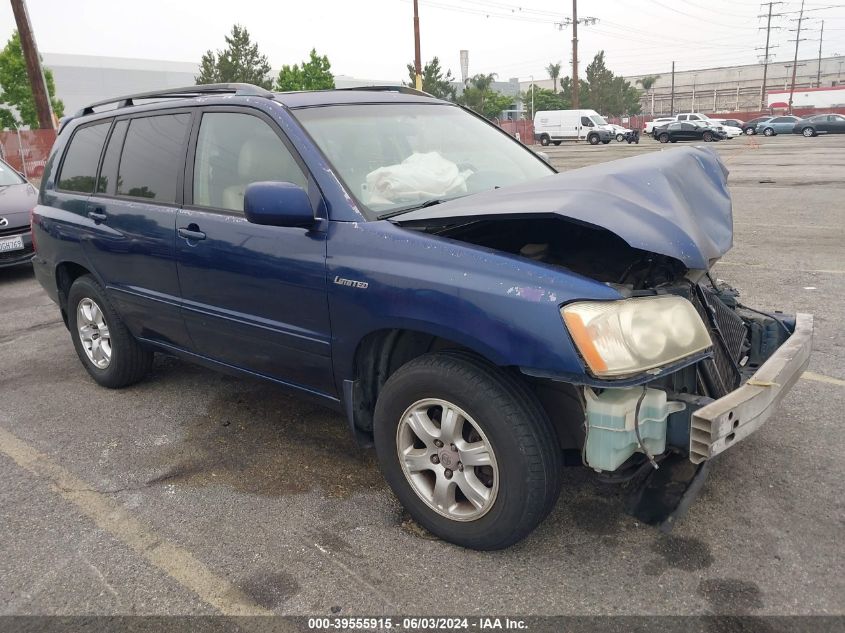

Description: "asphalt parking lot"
1 133 843 617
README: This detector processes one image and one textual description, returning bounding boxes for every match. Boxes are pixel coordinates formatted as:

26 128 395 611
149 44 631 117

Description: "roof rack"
336 85 433 98
73 83 274 117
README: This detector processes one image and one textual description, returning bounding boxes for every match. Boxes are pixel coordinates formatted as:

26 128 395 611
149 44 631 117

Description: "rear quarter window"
117 113 191 203
57 122 110 193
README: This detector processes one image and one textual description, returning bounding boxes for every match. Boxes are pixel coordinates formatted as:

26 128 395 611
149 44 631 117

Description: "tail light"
30 207 37 252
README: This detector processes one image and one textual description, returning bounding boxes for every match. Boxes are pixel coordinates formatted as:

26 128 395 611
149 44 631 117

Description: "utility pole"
571 0 579 109
670 61 675 114
9 0 54 129
556 2 597 110
757 1 784 111
816 20 824 87
787 0 806 112
413 0 422 91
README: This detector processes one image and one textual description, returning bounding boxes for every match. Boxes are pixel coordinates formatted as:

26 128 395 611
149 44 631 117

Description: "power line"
788 0 806 110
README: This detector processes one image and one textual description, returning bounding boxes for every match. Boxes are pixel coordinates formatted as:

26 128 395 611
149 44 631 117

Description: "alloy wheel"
77 298 112 369
396 398 499 521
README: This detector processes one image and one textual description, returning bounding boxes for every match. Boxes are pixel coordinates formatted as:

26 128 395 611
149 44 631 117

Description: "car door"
79 111 193 347
175 107 334 396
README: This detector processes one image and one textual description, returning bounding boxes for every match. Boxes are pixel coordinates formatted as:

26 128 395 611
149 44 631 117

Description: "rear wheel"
658 133 669 143
802 127 815 137
616 133 625 142
763 127 775 137
539 134 550 146
67 275 153 388
588 133 600 145
744 127 755 135
373 352 562 550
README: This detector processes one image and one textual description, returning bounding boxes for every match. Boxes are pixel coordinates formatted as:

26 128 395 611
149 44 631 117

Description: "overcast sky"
1 0 843 80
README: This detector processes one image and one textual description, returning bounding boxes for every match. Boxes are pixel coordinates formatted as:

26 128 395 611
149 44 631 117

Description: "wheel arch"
55 260 97 327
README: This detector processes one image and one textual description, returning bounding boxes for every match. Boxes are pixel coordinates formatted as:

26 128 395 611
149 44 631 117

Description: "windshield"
590 115 608 126
0 160 25 186
293 103 554 218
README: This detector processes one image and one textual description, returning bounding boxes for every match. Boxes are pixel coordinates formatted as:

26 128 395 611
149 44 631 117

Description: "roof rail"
73 83 274 117
336 85 433 98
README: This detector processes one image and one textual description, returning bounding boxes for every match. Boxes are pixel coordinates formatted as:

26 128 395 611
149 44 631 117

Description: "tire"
670 139 677 143
702 131 713 142
588 133 600 145
658 133 669 143
616 133 625 142
373 351 562 550
744 127 755 135
763 127 775 137
802 127 815 137
602 139 611 144
539 134 550 146
552 141 562 146
67 275 153 388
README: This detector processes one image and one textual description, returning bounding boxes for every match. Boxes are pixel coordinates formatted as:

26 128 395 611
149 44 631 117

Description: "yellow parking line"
802 371 845 387
0 425 274 616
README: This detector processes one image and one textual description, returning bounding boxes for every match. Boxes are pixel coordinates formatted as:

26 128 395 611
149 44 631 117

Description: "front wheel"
802 127 815 137
588 133 600 145
552 141 562 146
703 131 713 142
373 352 562 550
763 127 775 137
67 275 153 388
616 133 625 142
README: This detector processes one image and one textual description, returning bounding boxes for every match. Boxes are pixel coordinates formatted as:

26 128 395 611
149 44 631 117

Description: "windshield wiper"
376 198 448 220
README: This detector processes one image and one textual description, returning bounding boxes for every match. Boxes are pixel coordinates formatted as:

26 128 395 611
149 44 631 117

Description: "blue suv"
32 84 812 549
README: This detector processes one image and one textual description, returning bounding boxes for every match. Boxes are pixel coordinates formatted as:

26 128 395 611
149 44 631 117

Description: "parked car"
0 157 38 268
653 121 728 143
602 123 632 142
793 113 845 137
644 117 676 135
711 118 745 129
32 84 812 550
756 115 801 136
534 109 613 145
742 116 774 134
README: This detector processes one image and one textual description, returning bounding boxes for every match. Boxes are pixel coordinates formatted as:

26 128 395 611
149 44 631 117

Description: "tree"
276 49 335 91
636 74 661 115
195 24 272 89
458 73 512 120
405 57 456 100
577 51 642 116
545 62 562 94
521 85 568 119
0 31 63 129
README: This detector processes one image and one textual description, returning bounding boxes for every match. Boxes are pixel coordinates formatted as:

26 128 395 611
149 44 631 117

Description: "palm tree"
546 62 562 94
636 74 661 115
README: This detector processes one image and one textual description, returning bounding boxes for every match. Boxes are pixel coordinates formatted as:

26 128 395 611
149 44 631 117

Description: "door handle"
88 210 107 223
178 226 206 241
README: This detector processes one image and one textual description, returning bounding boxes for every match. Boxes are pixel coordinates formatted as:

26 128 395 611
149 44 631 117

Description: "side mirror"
244 181 315 228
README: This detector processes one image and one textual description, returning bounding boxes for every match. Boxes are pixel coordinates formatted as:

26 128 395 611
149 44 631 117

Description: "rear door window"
192 112 307 213
96 120 128 195
117 113 191 202
58 122 110 193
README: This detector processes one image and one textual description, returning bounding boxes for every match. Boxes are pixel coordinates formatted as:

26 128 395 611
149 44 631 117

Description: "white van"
534 109 613 146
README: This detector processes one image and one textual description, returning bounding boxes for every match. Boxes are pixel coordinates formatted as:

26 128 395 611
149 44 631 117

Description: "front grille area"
0 224 29 237
691 285 748 397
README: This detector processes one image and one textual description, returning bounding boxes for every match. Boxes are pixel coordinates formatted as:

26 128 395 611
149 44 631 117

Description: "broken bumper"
689 313 813 463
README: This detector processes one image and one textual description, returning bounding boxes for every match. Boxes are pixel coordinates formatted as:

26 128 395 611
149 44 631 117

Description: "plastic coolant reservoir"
584 387 686 472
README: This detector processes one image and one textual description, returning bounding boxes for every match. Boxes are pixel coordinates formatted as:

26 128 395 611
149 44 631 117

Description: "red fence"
0 129 57 181
496 119 535 145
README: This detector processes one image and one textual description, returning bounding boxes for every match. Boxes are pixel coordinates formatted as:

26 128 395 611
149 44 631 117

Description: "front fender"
326 220 621 383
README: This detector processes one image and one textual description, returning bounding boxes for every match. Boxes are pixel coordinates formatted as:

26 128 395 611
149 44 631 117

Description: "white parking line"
715 261 845 275
0 423 275 617
801 371 845 387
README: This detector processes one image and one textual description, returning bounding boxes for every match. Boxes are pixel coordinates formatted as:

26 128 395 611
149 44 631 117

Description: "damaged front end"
396 146 813 529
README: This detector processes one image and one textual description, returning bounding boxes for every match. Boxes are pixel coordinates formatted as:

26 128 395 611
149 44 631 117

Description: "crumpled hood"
397 146 733 270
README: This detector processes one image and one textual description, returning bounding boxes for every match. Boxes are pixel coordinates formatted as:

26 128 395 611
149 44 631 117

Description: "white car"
602 123 633 142
644 117 676 135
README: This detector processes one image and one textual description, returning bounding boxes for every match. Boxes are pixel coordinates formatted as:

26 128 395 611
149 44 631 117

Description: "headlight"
561 296 712 378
